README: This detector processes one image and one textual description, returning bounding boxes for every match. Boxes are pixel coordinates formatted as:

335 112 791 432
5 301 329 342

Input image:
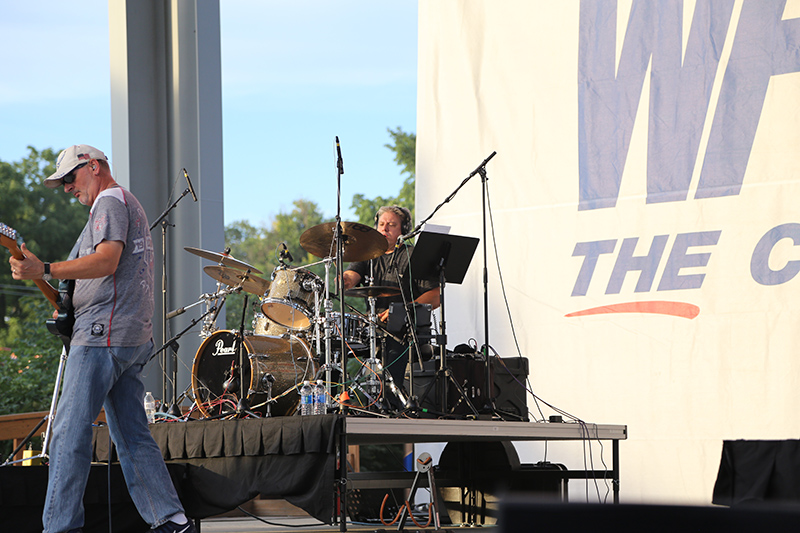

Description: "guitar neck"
33 279 60 310
1 234 59 309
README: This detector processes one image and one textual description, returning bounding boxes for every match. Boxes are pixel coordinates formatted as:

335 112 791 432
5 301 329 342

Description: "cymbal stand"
347 294 384 407
355 263 379 402
200 255 239 337
363 298 411 412
364 295 381 397
200 291 222 338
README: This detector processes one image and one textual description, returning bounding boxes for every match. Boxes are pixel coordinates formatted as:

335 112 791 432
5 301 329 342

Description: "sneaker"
149 520 197 533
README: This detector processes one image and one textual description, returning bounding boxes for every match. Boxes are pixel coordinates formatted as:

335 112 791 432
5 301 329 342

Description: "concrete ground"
196 515 497 533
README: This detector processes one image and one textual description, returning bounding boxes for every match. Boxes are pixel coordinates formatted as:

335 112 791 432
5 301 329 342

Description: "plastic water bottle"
313 380 326 415
300 381 313 415
143 392 156 424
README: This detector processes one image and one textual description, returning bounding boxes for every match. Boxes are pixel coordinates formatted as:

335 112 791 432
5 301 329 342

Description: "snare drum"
260 267 320 330
329 312 369 353
191 330 315 417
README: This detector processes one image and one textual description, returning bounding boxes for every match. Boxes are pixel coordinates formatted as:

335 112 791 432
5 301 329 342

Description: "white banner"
417 0 800 504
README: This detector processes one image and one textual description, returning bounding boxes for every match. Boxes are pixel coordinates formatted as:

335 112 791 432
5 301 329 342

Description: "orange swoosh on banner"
565 301 700 319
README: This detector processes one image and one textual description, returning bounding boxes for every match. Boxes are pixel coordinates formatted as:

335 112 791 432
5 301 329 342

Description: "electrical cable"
485 183 522 357
482 178 612 501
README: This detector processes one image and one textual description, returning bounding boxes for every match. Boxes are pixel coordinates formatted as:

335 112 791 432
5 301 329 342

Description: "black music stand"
409 231 479 415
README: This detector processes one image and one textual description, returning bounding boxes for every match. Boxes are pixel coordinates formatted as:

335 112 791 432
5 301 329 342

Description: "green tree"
351 127 416 226
0 147 87 455
0 297 62 415
0 147 86 334
224 200 333 330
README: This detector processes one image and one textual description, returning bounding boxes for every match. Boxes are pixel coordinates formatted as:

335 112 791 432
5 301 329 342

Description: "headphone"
374 205 412 235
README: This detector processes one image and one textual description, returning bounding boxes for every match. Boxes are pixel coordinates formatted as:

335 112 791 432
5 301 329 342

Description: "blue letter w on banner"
578 0 733 210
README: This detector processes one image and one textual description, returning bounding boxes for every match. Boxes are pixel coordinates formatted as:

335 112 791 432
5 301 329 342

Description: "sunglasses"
62 163 88 185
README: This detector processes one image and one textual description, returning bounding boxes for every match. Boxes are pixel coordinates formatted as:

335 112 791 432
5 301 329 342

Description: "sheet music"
422 223 450 234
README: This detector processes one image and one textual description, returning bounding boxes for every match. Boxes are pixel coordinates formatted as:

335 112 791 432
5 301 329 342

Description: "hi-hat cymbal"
203 266 270 296
344 286 401 298
184 246 263 274
300 221 388 262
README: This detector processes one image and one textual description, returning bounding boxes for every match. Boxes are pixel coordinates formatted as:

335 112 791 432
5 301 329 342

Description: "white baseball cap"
44 144 108 189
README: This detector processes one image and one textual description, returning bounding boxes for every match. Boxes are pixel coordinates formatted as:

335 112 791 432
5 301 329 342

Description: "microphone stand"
334 137 348 533
149 183 196 415
398 152 496 243
478 164 493 411
150 183 195 416
397 152 497 412
334 137 348 414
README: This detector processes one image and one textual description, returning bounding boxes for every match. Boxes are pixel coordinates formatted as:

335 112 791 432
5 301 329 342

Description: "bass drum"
191 330 315 418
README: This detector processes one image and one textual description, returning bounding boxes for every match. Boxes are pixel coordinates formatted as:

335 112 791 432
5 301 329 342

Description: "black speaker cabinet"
407 356 528 419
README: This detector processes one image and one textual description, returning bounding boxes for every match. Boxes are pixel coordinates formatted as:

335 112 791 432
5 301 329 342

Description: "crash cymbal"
203 266 270 296
344 286 401 298
184 246 263 274
300 221 388 262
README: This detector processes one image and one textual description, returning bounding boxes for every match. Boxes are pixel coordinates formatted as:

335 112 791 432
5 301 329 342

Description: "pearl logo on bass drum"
212 337 237 357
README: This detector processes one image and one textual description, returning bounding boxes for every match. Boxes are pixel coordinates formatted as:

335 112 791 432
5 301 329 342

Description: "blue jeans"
42 340 184 533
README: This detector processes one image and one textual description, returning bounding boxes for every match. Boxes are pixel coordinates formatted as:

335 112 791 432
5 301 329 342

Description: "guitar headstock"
0 222 23 254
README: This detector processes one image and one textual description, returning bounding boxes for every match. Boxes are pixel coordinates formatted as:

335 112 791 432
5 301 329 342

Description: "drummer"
341 205 440 384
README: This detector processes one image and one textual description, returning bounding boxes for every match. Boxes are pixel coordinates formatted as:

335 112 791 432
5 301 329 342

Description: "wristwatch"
42 262 52 281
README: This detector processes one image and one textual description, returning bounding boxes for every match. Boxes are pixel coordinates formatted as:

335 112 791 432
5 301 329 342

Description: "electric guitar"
0 222 74 346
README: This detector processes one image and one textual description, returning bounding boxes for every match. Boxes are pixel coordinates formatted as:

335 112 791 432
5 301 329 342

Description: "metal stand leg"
339 421 348 532
396 452 442 531
2 344 68 466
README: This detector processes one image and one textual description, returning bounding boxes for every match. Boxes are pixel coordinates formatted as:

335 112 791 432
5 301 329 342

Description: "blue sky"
0 1 418 226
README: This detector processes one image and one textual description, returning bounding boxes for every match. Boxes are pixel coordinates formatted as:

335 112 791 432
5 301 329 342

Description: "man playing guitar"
8 144 194 533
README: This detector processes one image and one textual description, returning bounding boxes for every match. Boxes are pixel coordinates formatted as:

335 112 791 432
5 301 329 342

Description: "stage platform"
0 414 626 533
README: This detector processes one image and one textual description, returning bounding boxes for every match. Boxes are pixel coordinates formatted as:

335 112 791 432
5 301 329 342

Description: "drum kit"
183 221 416 418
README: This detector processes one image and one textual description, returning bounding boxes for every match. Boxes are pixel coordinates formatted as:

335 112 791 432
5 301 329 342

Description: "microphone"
280 242 294 263
398 226 422 244
166 306 186 320
223 374 239 393
183 168 198 202
335 136 344 174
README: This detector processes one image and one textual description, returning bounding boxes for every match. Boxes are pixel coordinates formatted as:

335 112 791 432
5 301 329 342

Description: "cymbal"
203 266 270 296
184 246 263 274
300 221 388 262
344 286 401 298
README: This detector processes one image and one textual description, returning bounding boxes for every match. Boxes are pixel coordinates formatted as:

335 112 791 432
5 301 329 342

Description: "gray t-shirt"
69 187 155 347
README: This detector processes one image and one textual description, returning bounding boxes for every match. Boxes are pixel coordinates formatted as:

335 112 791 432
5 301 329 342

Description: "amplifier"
407 355 528 419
